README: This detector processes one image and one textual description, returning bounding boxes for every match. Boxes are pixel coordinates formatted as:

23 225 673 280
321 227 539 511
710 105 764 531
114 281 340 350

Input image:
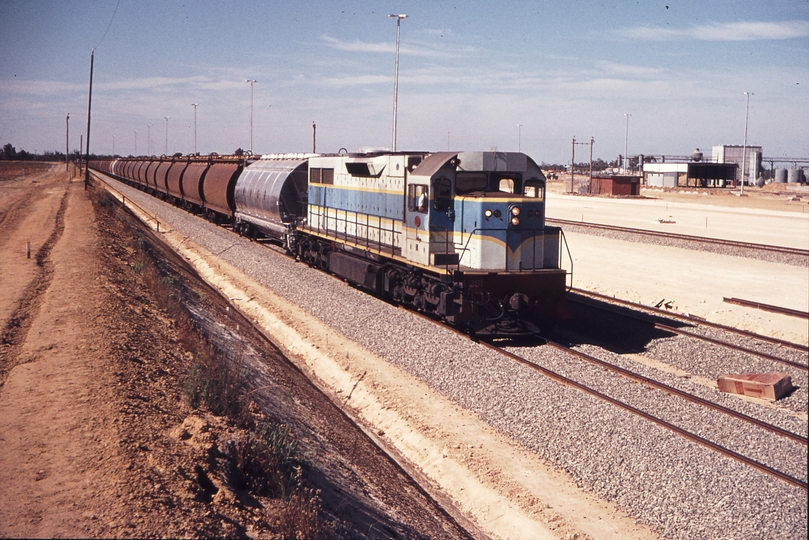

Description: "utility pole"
570 137 575 194
312 122 316 153
589 137 594 190
84 48 94 190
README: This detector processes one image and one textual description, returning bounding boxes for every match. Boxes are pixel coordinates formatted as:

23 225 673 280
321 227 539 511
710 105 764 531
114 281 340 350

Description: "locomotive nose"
508 292 531 313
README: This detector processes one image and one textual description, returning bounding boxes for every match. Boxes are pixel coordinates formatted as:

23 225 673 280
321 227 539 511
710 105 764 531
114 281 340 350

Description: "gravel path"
102 177 808 540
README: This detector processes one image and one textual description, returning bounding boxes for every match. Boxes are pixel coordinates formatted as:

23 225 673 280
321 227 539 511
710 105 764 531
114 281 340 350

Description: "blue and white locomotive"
91 149 570 337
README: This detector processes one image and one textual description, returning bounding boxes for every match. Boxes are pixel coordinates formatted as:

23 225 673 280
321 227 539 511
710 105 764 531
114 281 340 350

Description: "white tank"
775 168 788 183
787 168 804 184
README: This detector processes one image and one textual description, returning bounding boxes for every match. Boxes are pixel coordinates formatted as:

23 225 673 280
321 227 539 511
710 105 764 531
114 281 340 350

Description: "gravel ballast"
102 177 808 540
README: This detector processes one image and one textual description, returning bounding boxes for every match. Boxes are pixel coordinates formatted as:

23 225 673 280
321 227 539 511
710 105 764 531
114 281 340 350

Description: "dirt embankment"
0 166 471 539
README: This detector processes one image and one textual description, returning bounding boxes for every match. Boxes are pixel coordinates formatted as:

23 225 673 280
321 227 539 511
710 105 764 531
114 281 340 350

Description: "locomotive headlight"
511 206 521 216
484 209 493 218
510 216 520 226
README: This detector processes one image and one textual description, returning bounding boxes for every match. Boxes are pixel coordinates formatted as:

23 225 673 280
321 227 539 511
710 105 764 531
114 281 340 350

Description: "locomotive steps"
96 173 661 540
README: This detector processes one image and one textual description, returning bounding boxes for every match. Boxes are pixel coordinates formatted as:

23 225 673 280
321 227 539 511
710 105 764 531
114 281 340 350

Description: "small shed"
591 175 641 196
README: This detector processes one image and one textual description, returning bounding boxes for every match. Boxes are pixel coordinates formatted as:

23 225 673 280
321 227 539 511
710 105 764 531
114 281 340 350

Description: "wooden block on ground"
717 373 793 401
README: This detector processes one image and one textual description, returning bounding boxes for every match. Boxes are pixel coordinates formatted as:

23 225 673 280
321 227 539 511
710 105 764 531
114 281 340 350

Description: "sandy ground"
545 181 809 345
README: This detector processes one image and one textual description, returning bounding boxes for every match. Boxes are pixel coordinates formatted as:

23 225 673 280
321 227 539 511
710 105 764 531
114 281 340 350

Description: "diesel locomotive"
89 150 570 337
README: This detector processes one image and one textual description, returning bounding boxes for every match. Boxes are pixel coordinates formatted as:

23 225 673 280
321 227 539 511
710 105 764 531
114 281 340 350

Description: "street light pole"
388 14 407 152
623 113 631 174
741 92 753 195
245 79 256 154
65 113 69 171
192 103 199 155
517 124 522 152
164 116 169 155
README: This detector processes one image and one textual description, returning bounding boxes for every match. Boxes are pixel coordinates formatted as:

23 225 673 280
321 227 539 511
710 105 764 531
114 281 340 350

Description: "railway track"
570 287 809 355
482 339 808 491
96 171 808 537
568 289 809 371
405 295 809 491
546 217 809 258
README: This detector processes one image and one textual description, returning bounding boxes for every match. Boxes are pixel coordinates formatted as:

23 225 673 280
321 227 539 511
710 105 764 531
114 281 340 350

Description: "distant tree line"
541 157 620 172
1 143 93 162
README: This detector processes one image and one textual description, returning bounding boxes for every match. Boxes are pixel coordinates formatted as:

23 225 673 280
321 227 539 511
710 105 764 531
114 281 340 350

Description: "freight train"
89 150 570 337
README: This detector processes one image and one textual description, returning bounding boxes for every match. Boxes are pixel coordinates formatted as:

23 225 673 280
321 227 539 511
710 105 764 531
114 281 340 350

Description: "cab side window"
492 174 521 194
408 184 428 213
498 178 514 193
455 172 487 194
524 178 545 199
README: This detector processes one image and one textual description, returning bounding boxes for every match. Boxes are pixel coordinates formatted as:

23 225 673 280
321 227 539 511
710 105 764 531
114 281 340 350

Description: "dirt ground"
1 164 803 539
0 164 472 539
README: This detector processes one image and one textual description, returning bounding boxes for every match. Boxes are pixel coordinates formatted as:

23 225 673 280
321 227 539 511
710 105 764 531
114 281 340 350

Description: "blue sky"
1 0 807 164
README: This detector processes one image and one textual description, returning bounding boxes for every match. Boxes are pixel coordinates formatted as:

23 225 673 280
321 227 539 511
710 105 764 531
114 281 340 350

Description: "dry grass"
93 188 337 538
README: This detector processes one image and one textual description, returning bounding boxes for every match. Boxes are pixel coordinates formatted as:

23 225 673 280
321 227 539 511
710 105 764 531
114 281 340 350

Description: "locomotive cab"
407 151 567 335
408 151 557 273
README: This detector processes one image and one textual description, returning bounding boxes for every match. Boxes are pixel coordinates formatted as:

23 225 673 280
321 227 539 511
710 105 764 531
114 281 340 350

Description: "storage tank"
787 168 804 184
774 168 788 183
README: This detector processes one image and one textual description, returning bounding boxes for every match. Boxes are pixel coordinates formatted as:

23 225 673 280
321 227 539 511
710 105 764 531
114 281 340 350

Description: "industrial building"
642 145 771 189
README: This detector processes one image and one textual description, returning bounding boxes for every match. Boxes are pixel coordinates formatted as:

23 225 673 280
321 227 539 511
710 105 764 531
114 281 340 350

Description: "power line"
94 0 122 49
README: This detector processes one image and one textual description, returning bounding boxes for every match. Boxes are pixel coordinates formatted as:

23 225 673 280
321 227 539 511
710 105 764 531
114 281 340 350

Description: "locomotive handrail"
559 228 574 290
307 205 400 257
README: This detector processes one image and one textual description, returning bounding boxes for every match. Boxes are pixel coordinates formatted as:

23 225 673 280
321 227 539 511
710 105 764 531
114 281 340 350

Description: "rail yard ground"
1 162 807 539
547 175 809 345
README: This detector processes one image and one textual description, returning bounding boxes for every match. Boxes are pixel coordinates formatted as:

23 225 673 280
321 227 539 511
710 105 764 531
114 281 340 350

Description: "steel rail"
723 297 809 320
403 307 809 490
546 217 809 257
651 322 809 372
481 340 808 491
566 294 809 372
570 287 809 354
539 340 807 445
